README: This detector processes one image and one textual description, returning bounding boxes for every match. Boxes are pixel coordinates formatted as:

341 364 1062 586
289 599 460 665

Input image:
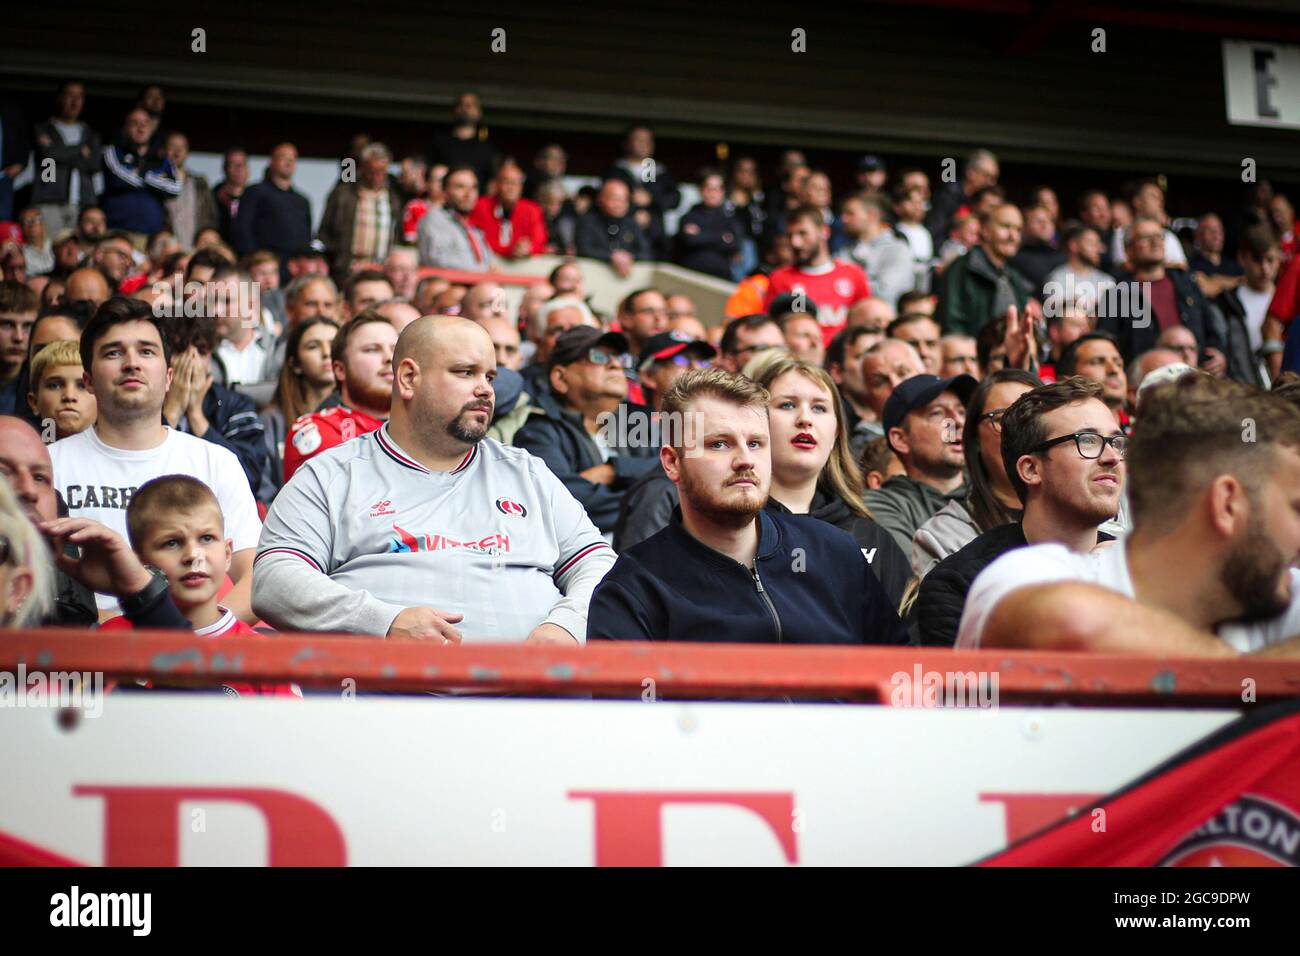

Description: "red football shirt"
402 198 429 244
468 196 548 258
100 609 299 697
283 404 385 482
764 260 871 344
1270 255 1300 327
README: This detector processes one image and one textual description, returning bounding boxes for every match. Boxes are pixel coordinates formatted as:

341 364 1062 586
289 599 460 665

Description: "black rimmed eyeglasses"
980 408 1009 432
1032 431 1129 460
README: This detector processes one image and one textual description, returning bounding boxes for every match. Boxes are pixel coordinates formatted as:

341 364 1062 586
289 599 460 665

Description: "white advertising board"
1 696 1236 866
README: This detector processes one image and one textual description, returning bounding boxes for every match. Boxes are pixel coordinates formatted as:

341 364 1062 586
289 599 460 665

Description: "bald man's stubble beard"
445 401 494 445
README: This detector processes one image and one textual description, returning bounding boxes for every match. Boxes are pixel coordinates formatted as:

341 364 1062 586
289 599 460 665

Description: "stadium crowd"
3 81 1300 678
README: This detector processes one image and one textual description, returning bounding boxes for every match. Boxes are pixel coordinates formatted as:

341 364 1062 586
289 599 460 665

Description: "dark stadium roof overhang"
4 0 1299 177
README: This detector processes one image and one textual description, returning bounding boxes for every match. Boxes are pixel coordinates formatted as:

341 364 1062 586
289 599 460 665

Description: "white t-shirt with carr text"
957 540 1300 653
48 426 262 611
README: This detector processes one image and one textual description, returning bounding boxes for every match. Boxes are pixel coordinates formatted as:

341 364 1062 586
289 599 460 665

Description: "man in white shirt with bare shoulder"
959 373 1300 657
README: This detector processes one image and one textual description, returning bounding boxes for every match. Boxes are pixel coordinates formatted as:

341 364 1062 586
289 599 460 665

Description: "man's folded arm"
543 459 618 642
979 581 1238 657
252 550 404 636
547 545 616 643
252 463 403 636
1248 634 1300 658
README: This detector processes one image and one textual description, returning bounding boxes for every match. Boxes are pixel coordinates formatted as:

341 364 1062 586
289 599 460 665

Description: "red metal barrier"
4 629 1300 705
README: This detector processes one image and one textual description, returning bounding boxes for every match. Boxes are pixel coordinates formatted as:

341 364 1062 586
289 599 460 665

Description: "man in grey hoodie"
864 373 976 554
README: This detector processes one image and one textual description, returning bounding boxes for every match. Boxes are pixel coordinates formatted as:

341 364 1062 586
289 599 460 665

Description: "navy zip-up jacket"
100 139 180 234
588 507 906 645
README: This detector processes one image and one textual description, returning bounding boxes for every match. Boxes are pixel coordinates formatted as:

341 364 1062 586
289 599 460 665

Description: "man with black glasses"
919 377 1122 646
957 374 1300 656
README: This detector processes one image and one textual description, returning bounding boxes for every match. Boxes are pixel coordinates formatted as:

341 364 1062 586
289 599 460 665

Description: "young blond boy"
27 340 96 440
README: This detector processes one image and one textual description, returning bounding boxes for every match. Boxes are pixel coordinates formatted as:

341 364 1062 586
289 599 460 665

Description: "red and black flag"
979 699 1300 867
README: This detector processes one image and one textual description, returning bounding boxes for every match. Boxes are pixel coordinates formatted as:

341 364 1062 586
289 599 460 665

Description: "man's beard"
792 246 816 268
446 401 492 444
345 373 392 413
1220 509 1293 622
112 382 164 420
679 461 767 529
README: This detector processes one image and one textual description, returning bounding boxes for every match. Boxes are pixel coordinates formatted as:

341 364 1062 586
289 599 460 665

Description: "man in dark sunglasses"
514 326 658 538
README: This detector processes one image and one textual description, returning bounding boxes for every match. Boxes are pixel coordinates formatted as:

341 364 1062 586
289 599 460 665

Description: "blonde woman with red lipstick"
756 357 911 610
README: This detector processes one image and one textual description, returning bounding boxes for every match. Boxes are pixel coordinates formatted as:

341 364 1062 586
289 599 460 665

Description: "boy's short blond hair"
126 475 224 551
28 340 84 393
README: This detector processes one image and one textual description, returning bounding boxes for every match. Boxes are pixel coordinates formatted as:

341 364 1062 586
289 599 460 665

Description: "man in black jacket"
162 312 268 496
602 125 680 260
514 327 658 537
675 169 741 279
1098 215 1226 367
589 368 905 646
574 179 651 278
427 92 499 191
917 377 1122 646
32 82 102 235
233 144 312 282
1211 222 1282 388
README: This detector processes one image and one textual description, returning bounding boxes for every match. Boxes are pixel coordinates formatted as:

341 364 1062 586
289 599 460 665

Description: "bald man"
254 317 614 644
376 300 421 335
460 281 507 323
849 297 895 331
0 416 97 626
479 315 523 370
65 268 111 308
1126 347 1182 409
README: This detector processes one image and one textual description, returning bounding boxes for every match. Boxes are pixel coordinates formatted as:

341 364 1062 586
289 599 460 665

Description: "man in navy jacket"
588 368 905 646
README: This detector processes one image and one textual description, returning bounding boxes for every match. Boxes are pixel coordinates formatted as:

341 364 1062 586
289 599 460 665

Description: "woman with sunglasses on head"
755 357 911 610
912 368 1041 579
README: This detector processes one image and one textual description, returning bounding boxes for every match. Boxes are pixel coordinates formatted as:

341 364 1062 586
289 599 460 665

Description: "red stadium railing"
4 628 1300 706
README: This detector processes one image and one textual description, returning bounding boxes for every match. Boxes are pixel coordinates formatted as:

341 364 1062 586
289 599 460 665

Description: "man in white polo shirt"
958 374 1300 657
253 316 614 644
48 297 262 619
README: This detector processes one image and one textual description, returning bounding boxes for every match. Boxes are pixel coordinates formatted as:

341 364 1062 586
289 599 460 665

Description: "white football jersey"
254 424 614 642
